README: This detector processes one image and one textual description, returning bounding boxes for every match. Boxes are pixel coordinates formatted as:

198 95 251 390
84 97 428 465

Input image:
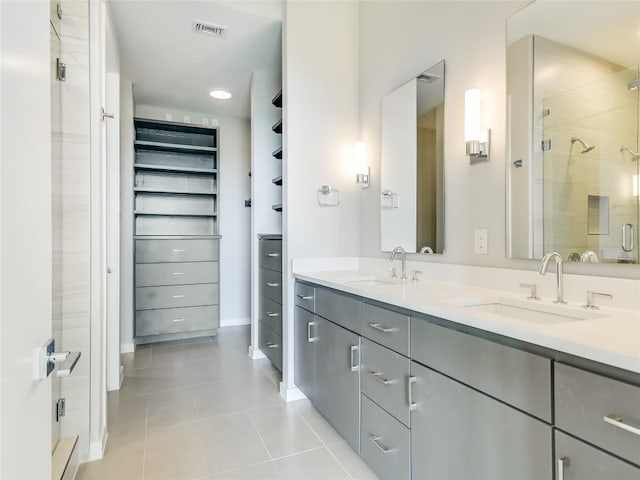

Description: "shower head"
570 137 595 153
620 146 640 161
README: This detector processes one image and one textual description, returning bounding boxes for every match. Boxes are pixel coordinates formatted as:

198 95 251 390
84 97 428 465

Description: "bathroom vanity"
293 274 640 480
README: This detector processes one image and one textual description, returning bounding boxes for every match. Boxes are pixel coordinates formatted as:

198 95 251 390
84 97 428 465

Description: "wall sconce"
354 141 370 188
464 89 490 163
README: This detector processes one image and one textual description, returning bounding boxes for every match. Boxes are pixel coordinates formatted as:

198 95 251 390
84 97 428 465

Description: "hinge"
541 139 551 151
56 3 62 20
542 108 550 117
513 159 523 168
56 398 66 422
56 58 66 82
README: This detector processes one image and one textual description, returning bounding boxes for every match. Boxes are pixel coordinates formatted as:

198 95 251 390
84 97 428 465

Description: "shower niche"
506 2 640 265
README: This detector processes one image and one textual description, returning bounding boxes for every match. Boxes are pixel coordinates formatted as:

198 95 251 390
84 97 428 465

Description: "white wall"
0 1 53 477
131 104 251 330
282 0 360 392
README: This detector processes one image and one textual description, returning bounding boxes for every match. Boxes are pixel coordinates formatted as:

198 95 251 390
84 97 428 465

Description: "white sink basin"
461 297 604 324
339 275 397 287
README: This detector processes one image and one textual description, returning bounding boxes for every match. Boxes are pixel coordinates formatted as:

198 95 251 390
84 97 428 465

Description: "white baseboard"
119 364 124 387
87 430 108 462
280 385 306 402
220 316 250 327
248 345 266 359
120 343 134 353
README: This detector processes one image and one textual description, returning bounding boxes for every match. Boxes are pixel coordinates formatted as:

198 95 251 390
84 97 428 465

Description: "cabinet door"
555 430 640 480
410 361 552 480
294 306 316 401
315 317 361 452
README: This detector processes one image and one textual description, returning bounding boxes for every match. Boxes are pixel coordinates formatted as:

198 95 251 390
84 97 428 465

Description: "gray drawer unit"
136 283 218 311
361 394 410 480
361 338 411 427
259 320 282 372
259 238 282 272
260 268 282 304
555 363 640 465
294 282 315 312
555 430 640 479
361 303 410 356
411 317 552 422
259 295 282 335
316 287 361 334
135 261 218 287
136 305 219 337
135 238 219 263
294 306 316 401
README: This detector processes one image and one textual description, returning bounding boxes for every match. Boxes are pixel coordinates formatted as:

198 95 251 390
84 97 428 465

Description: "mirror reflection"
381 60 445 254
506 1 640 265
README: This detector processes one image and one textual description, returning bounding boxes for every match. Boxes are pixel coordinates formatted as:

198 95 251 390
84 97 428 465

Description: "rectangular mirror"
506 1 640 265
381 60 445 254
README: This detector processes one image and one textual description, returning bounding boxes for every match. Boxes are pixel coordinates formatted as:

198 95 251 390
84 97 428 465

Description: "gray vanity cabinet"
294 306 316 401
410 360 553 480
314 316 361 453
258 236 282 371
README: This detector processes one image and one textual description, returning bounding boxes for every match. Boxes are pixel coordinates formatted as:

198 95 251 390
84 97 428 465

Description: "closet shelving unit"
271 89 283 213
133 117 220 344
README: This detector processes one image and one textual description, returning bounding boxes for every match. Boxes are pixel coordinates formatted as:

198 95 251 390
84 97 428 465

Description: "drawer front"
259 321 282 371
555 430 640 479
259 295 282 334
136 283 218 310
411 317 552 422
135 239 218 263
361 394 410 480
135 261 218 287
316 287 361 334
555 363 640 465
361 303 410 356
136 305 219 337
260 239 282 272
294 282 315 312
361 338 411 427
260 268 282 303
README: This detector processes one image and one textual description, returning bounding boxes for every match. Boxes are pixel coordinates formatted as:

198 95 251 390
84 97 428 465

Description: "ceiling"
109 0 283 119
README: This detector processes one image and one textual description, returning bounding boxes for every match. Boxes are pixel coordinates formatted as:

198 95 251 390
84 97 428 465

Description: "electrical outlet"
165 113 172 121
474 228 488 254
183 115 191 123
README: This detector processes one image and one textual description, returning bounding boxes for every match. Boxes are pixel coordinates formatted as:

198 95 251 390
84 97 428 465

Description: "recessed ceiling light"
209 89 232 100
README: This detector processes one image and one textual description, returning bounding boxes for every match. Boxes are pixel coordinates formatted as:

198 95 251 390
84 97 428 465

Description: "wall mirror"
381 60 445 253
506 1 640 265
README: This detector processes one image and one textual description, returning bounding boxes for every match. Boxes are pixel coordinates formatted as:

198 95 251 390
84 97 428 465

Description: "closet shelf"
272 90 283 108
134 211 218 218
134 117 217 136
134 163 217 174
134 140 217 154
272 203 283 212
272 176 282 186
272 119 282 134
272 146 283 159
134 187 217 196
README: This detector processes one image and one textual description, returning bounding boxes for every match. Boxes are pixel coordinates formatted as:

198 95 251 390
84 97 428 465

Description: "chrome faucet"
390 246 408 280
539 252 566 303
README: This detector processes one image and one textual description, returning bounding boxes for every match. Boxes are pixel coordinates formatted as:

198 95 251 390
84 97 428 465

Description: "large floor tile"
273 448 350 479
77 438 144 480
199 413 270 475
120 367 151 397
147 387 197 430
144 423 210 480
150 343 186 367
211 462 281 479
248 404 322 459
326 441 379 480
122 348 152 369
292 399 344 446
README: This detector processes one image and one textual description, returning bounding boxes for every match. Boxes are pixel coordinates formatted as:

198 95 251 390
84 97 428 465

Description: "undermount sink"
340 275 397 287
461 297 604 324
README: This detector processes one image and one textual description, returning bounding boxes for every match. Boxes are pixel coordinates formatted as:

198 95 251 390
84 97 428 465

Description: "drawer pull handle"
172 295 185 298
408 376 418 411
172 318 185 323
266 282 279 287
297 294 313 300
558 457 569 480
603 415 640 436
266 253 281 257
266 342 279 349
368 435 395 454
369 371 393 385
172 272 184 276
172 249 185 253
368 323 396 333
267 312 279 317
307 321 318 343
350 345 360 372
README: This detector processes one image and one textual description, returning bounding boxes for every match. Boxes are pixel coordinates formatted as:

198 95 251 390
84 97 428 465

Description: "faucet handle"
412 270 423 282
583 291 613 309
389 267 397 279
519 283 540 300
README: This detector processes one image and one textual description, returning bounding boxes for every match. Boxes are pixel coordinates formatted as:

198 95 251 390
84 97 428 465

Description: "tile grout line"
246 411 275 460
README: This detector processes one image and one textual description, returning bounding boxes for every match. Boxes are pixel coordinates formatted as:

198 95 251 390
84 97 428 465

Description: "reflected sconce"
354 141 370 188
464 89 490 163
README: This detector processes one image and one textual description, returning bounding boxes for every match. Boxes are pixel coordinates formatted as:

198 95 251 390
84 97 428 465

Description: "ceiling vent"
192 20 227 37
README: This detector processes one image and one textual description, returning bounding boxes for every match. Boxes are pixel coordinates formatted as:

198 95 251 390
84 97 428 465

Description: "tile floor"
77 326 378 480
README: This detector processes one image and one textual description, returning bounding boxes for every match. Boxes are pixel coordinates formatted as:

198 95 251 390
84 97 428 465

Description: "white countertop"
294 269 640 374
